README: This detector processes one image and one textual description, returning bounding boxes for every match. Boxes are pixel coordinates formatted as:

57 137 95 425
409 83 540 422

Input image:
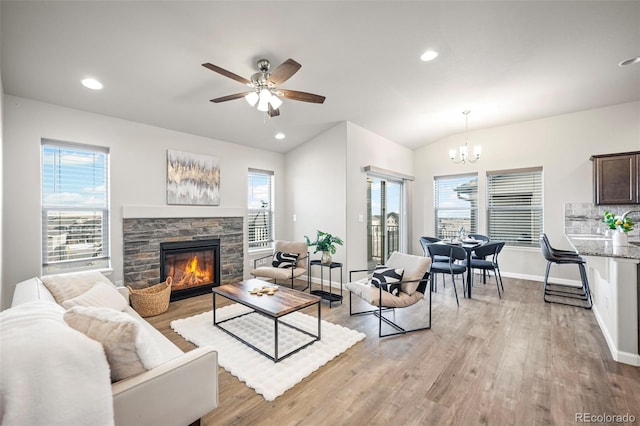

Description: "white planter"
612 231 629 247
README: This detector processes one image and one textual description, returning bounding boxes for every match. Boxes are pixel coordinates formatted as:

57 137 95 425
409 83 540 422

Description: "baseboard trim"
500 271 582 287
593 304 640 366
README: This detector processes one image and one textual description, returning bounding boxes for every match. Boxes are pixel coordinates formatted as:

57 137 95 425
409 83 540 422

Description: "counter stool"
539 234 592 309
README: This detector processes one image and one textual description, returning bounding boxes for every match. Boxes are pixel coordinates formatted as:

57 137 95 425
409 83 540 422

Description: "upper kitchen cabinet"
591 151 640 205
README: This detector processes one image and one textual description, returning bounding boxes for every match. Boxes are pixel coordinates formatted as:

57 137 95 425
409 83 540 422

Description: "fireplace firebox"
160 239 221 301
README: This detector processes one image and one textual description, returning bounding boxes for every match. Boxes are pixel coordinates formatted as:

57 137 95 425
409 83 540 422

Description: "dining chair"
463 241 505 298
468 233 490 282
539 234 592 309
419 237 450 291
426 243 467 306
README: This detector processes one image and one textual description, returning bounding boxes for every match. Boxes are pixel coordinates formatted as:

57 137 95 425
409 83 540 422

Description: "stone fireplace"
123 216 243 298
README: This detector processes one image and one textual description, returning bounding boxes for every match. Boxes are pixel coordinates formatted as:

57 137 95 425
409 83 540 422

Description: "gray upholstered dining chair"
463 241 505 298
250 240 309 289
425 243 467 306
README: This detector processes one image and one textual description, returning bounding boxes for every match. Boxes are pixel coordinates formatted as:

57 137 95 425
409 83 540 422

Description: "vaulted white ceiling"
2 1 639 153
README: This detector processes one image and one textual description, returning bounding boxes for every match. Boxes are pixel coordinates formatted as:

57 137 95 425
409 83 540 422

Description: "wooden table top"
212 279 321 318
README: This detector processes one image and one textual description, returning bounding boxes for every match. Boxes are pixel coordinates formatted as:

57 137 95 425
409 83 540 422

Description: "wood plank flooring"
147 276 640 425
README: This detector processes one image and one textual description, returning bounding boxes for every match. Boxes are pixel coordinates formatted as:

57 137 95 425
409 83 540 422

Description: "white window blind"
42 140 110 274
248 169 274 250
434 174 478 239
487 167 543 247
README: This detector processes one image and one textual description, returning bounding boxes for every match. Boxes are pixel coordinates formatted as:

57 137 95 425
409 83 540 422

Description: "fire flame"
173 255 212 288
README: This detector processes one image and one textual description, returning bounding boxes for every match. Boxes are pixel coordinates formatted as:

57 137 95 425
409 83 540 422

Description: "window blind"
487 167 543 247
41 140 110 273
434 174 478 239
248 169 274 249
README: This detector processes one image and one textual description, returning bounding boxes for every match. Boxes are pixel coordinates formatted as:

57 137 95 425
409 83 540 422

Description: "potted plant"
305 230 343 264
603 211 634 246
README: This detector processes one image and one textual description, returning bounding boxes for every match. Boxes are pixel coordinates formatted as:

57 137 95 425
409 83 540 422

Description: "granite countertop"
565 234 640 260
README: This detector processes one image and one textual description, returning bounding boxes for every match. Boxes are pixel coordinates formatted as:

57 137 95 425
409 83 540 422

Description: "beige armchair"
250 240 309 289
346 251 432 337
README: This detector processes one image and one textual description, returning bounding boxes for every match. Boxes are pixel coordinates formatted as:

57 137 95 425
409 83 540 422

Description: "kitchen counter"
565 234 640 259
564 233 639 366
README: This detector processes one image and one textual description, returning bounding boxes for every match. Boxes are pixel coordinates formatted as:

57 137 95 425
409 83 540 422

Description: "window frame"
41 139 111 274
434 173 479 239
247 168 275 251
486 167 543 247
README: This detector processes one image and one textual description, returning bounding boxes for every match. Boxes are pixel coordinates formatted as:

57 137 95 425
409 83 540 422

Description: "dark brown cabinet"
591 151 640 205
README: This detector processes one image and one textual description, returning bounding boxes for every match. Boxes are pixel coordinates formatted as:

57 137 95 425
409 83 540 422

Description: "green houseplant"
603 211 634 233
305 230 343 264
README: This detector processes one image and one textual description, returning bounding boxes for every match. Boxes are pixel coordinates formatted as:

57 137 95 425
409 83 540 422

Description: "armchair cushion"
386 251 432 295
371 267 404 297
274 240 308 269
347 278 424 308
272 251 299 268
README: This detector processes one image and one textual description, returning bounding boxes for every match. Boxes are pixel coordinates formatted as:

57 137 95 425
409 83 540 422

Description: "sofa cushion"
370 267 404 297
346 278 424 308
0 301 114 425
41 270 114 304
272 251 299 268
62 281 128 311
64 306 165 382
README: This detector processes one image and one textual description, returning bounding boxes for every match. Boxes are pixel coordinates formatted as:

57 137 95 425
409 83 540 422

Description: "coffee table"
212 279 321 362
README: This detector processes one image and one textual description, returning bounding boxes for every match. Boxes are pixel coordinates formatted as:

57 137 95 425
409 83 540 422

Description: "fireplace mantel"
122 205 244 219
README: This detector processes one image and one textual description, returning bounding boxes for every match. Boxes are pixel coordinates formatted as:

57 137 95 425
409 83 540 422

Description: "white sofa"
2 273 218 426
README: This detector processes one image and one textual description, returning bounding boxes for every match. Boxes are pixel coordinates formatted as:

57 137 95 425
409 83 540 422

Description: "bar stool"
539 234 592 309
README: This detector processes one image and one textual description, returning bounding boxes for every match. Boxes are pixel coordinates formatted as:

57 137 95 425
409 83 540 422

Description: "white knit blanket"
0 302 114 426
171 303 365 401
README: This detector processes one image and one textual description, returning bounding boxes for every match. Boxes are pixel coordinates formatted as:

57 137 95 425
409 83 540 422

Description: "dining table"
438 239 486 298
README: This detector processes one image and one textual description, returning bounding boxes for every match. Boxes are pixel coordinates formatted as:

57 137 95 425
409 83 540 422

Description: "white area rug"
170 303 365 401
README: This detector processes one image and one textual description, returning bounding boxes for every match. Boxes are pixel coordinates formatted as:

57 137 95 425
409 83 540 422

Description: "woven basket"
128 277 172 317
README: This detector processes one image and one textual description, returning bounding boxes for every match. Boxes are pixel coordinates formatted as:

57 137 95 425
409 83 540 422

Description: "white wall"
0 50 4 308
284 120 415 279
413 101 640 282
345 122 415 272
285 122 348 268
2 96 285 308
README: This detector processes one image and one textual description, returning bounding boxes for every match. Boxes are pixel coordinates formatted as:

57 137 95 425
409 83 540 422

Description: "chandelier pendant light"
449 110 481 164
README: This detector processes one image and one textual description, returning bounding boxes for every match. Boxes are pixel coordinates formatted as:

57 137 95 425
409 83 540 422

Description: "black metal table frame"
212 293 321 363
309 260 343 307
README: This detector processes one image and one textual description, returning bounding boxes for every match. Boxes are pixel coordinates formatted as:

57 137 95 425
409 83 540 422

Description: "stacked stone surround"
565 202 640 238
123 217 243 289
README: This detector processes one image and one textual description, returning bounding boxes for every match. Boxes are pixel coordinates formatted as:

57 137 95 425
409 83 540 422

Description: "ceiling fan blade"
278 89 326 104
202 63 250 85
210 92 252 103
268 104 280 117
269 59 302 86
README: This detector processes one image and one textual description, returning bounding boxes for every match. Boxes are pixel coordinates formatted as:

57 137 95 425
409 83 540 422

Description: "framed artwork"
167 150 220 205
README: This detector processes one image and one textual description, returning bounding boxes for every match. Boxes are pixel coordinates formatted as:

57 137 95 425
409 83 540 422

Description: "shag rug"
170 303 365 401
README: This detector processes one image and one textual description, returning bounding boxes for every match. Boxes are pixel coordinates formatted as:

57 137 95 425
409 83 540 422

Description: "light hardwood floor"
147 276 640 425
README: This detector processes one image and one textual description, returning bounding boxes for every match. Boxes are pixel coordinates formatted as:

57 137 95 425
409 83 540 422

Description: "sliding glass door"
367 177 402 268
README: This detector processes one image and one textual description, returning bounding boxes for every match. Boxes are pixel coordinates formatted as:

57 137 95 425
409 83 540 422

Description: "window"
42 140 110 274
434 174 478 239
487 167 543 247
248 169 274 250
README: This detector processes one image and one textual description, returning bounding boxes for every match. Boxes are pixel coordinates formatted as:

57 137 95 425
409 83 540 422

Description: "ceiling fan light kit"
203 58 325 118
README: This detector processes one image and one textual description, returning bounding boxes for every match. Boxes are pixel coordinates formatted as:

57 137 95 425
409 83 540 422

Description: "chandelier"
449 110 481 164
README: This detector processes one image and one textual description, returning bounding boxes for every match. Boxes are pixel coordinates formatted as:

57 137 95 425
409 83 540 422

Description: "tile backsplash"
565 203 640 237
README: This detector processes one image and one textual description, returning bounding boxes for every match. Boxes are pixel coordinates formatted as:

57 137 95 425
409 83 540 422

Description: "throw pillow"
64 306 164 382
41 270 114 304
62 281 127 311
272 251 299 268
371 266 404 297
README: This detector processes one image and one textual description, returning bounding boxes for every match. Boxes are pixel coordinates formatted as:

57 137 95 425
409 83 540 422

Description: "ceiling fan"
202 58 325 117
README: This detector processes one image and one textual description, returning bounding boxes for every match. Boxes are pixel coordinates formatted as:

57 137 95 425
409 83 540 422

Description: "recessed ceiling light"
275 132 286 140
619 56 640 66
81 78 103 90
420 50 439 62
